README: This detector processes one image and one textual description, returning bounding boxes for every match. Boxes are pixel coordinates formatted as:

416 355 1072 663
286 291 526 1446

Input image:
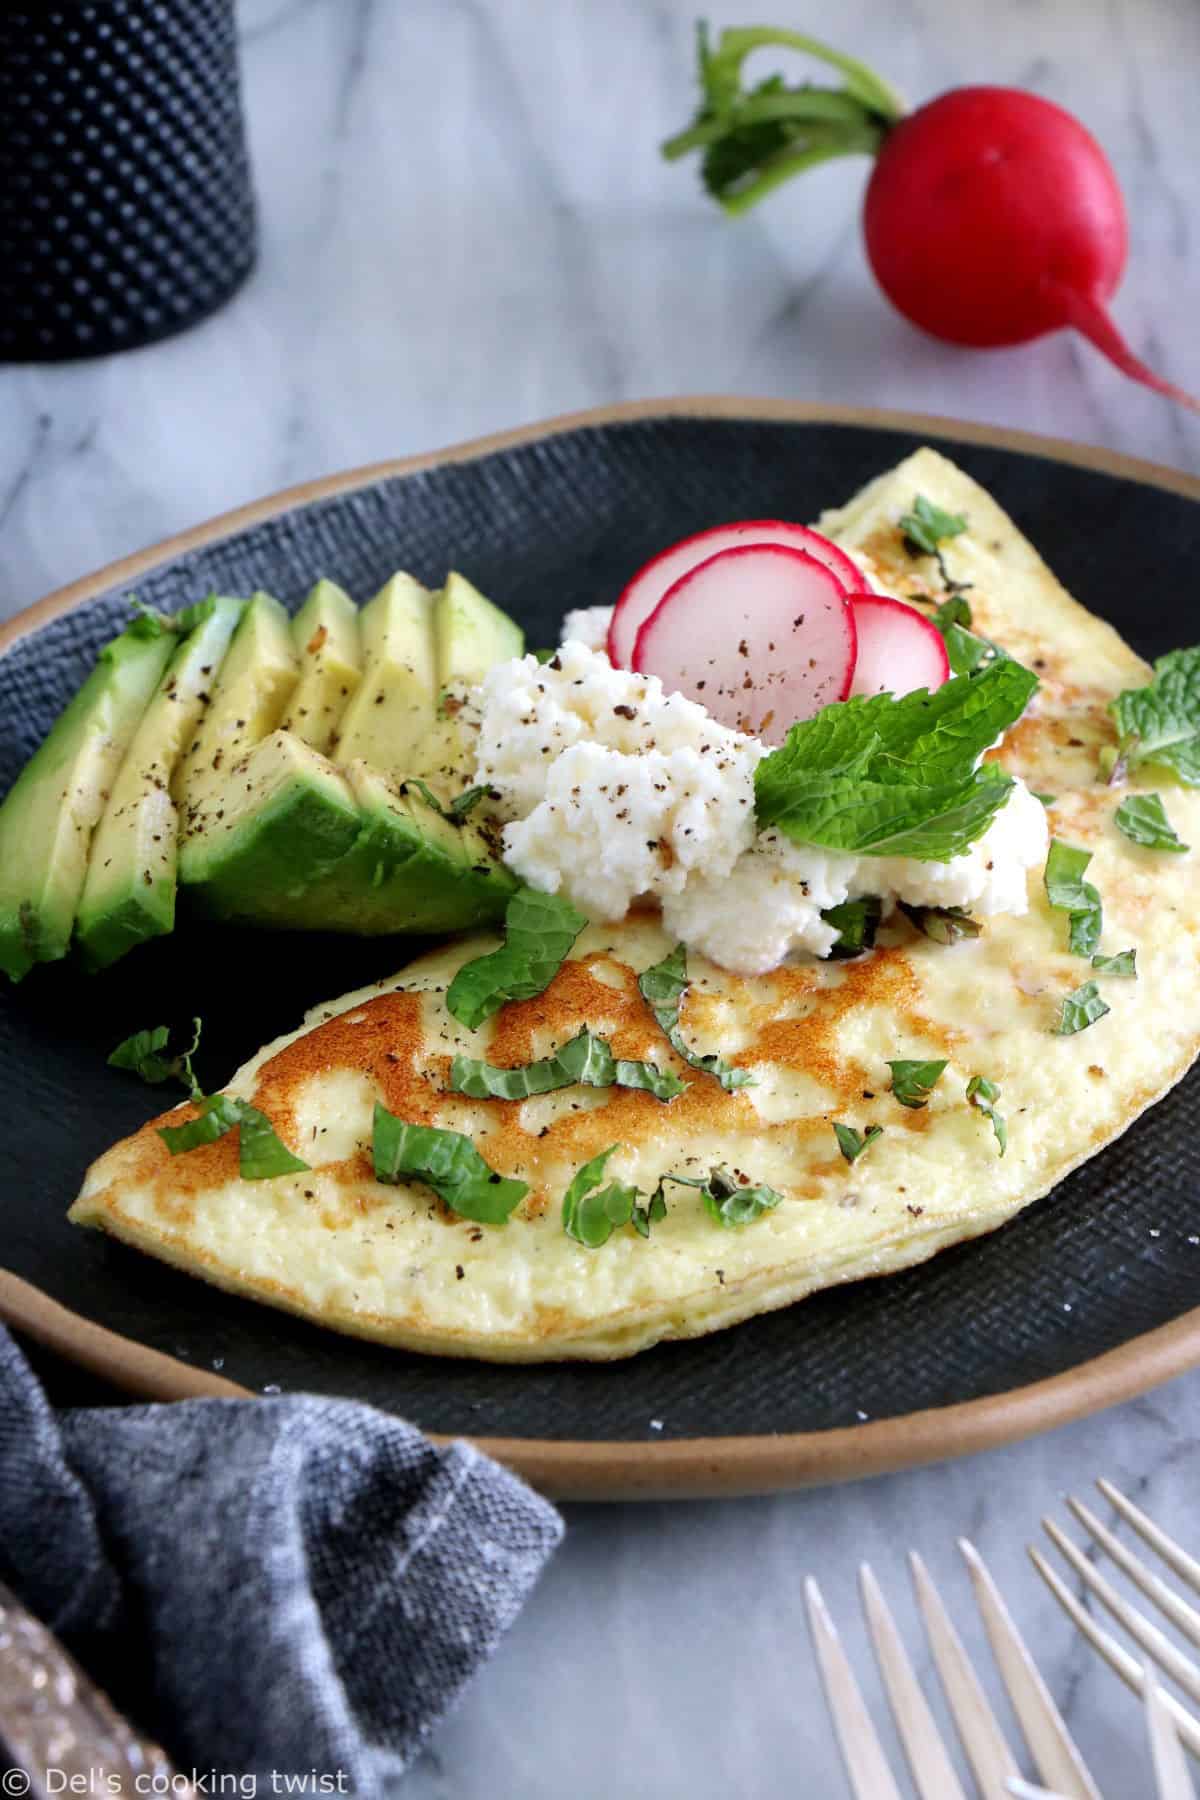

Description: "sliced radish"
848 594 950 699
632 545 856 743
608 520 861 668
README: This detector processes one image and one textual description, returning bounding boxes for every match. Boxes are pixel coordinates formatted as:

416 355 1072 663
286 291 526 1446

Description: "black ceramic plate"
3 401 1199 1500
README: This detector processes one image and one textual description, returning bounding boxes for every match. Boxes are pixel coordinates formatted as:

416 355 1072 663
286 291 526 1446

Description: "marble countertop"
2 0 1198 1793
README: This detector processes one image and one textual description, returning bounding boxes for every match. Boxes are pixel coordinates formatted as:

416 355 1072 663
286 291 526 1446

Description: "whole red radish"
663 25 1197 412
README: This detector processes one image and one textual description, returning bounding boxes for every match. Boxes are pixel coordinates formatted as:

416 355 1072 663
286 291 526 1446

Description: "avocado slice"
332 573 435 773
279 579 362 755
179 728 362 918
434 570 523 690
174 590 300 844
75 594 246 971
0 614 176 981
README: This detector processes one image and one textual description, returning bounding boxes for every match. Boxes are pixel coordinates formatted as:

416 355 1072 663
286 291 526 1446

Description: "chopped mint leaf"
754 660 1039 862
1055 980 1111 1036
822 896 882 957
930 591 1009 679
1092 948 1137 977
446 888 587 1031
451 1028 686 1103
899 495 968 558
175 595 218 633
1044 839 1102 957
236 1104 312 1179
1110 647 1200 785
1033 792 1057 807
699 1166 783 1229
966 1075 1007 1155
833 1122 883 1164
406 778 492 823
931 594 972 632
109 1025 173 1083
562 1147 631 1247
898 902 981 945
632 1186 669 1238
1114 792 1190 853
887 1058 948 1110
533 648 557 664
372 1104 526 1224
110 1018 203 1098
126 597 172 639
638 944 754 1089
158 1090 309 1179
158 1093 243 1155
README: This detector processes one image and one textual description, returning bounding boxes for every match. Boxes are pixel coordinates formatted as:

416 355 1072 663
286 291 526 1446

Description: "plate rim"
4 395 1199 1502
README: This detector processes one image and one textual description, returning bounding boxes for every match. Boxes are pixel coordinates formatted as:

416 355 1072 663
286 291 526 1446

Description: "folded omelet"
71 450 1200 1360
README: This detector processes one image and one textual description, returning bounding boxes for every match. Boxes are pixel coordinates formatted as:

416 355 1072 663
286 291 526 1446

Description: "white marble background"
2 0 1199 1793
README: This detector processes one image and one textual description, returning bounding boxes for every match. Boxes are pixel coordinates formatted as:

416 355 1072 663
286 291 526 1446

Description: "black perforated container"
0 0 256 362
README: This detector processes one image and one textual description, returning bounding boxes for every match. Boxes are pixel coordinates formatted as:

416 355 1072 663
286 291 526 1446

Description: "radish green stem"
714 27 906 123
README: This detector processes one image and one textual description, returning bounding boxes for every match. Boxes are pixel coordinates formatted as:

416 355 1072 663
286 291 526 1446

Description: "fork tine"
1073 1495 1200 1650
1146 1674 1197 1800
1028 1547 1200 1759
1098 1482 1200 1604
860 1563 969 1800
805 1576 905 1800
1044 1518 1200 1709
910 1549 1022 1795
959 1539 1102 1800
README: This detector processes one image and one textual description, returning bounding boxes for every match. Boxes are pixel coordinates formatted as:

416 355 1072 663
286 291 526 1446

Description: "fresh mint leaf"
236 1105 312 1179
833 1122 883 1164
1033 792 1057 807
1044 839 1102 957
1092 949 1137 977
446 888 587 1031
966 1075 1007 1155
1114 792 1189 853
638 944 754 1090
110 1019 203 1098
1110 647 1200 785
899 495 968 557
1055 980 1111 1036
888 1059 948 1109
533 648 557 665
372 1104 526 1224
700 1166 783 1229
451 1028 685 1103
822 896 882 957
898 902 981 945
755 660 1038 861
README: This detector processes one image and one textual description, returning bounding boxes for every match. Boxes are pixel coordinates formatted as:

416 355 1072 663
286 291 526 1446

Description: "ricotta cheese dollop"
474 640 763 923
473 638 1047 974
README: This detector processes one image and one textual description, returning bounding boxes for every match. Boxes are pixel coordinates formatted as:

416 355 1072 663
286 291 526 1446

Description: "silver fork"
1033 1479 1200 1769
807 1536 1193 1799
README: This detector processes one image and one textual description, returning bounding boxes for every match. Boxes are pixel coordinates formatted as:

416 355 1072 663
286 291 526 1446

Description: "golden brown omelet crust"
71 449 1200 1359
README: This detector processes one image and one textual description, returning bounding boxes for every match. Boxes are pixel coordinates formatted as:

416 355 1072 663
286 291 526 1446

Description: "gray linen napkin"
0 1326 562 1791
